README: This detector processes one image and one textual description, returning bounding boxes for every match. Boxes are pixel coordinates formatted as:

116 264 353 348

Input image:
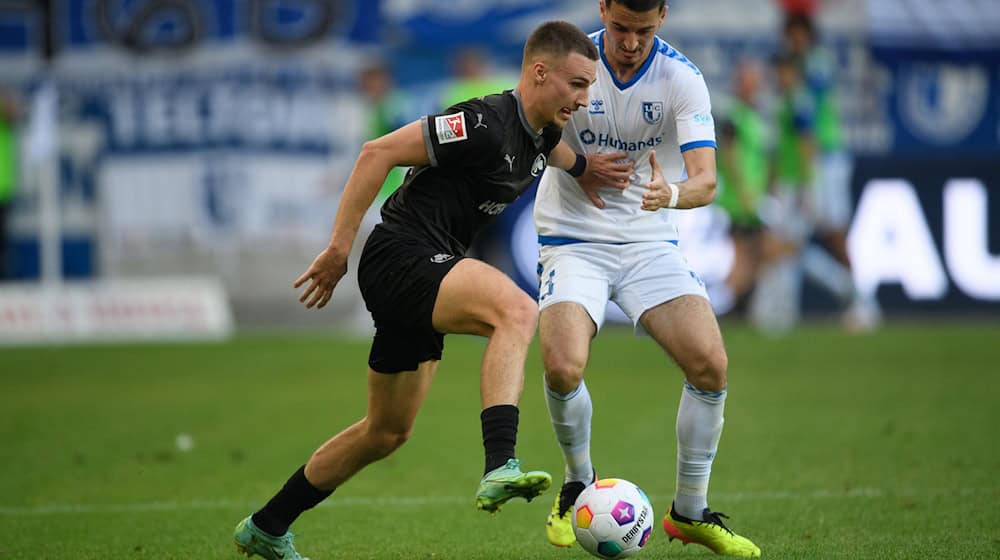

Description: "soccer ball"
572 478 654 559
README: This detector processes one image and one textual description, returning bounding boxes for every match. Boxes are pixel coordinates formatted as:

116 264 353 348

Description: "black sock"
251 465 333 537
481 404 519 474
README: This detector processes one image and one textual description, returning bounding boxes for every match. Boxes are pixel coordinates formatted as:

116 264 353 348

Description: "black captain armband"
568 153 587 178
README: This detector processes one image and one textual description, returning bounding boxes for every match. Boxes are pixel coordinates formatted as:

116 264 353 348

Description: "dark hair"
523 21 599 63
605 0 667 12
783 12 816 41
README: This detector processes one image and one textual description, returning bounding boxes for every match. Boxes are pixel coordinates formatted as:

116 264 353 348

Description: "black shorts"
730 220 763 238
357 226 464 373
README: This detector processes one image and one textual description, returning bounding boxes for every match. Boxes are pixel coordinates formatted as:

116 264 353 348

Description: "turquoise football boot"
475 458 552 513
233 515 307 560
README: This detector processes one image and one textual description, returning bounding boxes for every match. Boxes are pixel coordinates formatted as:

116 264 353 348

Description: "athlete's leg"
641 294 727 393
540 302 598 546
305 363 437 489
432 258 538 408
641 296 727 516
540 302 595 394
724 231 760 311
540 302 597 481
640 296 759 557
431 258 551 511
536 243 615 544
237 364 436 558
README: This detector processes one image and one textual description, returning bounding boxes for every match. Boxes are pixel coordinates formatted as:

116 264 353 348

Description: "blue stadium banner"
2 1 381 281
0 0 381 55
848 155 1000 313
872 47 1000 154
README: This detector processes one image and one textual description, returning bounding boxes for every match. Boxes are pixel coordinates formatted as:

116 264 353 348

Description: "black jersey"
377 90 563 255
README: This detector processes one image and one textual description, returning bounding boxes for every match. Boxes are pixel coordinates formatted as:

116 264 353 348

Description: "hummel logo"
474 113 488 129
504 153 516 172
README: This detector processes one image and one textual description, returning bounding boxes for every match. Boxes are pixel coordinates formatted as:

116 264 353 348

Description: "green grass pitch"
1 323 998 559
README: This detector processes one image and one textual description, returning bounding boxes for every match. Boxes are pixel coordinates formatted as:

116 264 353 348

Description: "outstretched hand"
641 152 671 211
577 151 634 209
294 247 349 309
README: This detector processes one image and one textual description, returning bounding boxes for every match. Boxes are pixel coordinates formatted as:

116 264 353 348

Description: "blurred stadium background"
0 0 997 340
0 1 998 558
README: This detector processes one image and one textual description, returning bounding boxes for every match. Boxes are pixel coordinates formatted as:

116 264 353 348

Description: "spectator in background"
783 13 880 330
750 50 813 331
715 59 780 314
439 47 517 109
0 87 20 280
783 14 847 263
753 51 874 333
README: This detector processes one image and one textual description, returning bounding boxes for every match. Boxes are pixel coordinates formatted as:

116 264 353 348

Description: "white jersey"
535 31 716 244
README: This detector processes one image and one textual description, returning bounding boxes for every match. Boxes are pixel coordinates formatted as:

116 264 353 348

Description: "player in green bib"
773 51 816 197
716 59 788 314
783 13 880 330
438 48 517 111
717 66 769 231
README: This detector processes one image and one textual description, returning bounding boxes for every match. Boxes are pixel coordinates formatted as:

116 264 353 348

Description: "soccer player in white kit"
536 1 760 556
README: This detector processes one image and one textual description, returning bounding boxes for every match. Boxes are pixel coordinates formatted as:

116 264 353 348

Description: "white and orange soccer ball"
572 478 654 559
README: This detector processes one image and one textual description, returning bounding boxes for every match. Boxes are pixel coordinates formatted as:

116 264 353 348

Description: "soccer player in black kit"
232 21 632 560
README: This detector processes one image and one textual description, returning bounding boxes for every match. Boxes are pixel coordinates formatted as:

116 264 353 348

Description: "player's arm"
641 147 717 211
547 140 579 171
642 69 718 211
295 120 430 309
549 140 633 209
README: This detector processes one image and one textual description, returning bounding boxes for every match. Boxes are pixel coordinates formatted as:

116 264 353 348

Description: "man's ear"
532 60 548 85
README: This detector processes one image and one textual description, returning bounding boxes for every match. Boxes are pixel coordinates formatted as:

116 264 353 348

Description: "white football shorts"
536 241 709 333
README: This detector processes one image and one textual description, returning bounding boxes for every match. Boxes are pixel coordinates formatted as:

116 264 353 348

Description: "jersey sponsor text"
579 129 664 152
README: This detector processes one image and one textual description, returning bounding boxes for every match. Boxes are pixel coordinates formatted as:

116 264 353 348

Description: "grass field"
2 323 999 559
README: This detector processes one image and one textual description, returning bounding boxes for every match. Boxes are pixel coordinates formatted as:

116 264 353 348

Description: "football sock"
802 244 855 304
674 382 726 520
481 404 519 474
544 380 594 483
252 465 333 537
749 257 802 333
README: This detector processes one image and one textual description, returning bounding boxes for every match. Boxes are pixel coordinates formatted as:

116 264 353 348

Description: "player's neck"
610 63 641 84
514 84 546 133
601 35 648 84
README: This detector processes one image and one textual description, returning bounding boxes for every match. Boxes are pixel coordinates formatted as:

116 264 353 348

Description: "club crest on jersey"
642 101 663 124
430 253 455 263
435 112 467 144
531 154 547 177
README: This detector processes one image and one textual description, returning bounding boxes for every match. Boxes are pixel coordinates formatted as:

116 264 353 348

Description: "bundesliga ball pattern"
572 478 654 559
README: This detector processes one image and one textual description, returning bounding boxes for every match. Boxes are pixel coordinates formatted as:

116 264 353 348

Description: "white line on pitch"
0 487 985 516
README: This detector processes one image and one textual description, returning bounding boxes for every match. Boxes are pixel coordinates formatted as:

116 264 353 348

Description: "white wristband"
667 183 680 209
